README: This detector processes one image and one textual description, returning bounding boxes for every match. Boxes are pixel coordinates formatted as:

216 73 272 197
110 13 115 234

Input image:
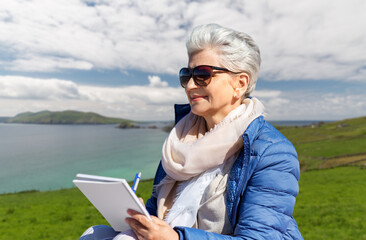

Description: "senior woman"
79 23 303 240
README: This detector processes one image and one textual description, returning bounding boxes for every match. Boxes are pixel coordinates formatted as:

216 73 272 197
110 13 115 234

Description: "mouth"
190 95 207 101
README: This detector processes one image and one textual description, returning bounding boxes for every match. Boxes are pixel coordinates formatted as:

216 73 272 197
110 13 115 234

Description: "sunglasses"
179 65 239 88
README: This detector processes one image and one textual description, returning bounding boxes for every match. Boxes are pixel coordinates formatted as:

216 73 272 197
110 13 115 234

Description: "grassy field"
0 180 153 240
277 116 366 171
293 166 366 239
0 166 365 239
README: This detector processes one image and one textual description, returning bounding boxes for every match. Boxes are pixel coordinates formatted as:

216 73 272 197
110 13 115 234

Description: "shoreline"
0 178 155 196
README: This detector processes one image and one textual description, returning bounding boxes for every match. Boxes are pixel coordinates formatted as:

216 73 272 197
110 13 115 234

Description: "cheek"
185 89 191 101
210 86 233 103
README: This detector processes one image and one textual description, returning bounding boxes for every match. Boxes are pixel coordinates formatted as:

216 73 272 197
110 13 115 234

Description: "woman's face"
185 48 244 128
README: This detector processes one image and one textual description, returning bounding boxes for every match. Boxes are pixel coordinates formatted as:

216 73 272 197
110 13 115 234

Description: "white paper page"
73 178 151 232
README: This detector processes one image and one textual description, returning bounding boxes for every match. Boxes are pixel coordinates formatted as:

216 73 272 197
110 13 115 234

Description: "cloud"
252 90 281 98
0 0 188 74
0 76 80 99
0 0 365 121
0 75 187 120
5 56 93 72
148 75 168 88
1 75 365 120
0 0 365 82
260 90 366 120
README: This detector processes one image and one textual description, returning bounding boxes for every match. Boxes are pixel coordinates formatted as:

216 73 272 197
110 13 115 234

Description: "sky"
0 0 365 121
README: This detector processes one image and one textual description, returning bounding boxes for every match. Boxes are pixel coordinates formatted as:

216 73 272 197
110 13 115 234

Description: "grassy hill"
275 116 366 171
5 110 134 125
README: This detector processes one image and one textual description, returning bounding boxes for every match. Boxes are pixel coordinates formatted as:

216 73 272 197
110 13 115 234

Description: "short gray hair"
186 23 261 97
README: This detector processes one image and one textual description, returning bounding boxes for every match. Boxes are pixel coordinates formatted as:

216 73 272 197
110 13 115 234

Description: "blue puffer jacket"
145 104 303 240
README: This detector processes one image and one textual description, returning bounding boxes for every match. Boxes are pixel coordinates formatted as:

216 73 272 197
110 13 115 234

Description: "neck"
203 102 242 130
203 117 219 130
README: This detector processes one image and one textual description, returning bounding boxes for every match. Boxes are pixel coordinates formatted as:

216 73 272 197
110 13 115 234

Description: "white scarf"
159 97 265 228
162 97 264 181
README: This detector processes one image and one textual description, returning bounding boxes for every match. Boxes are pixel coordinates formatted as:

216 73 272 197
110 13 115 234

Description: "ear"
236 72 250 98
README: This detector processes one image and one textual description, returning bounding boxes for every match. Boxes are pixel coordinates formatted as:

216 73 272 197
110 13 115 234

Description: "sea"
0 120 326 194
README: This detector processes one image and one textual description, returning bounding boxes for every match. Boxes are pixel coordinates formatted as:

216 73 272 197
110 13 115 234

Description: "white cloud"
1 75 364 121
0 0 188 74
0 75 187 120
260 90 366 120
0 76 80 99
5 56 93 72
0 0 365 121
252 90 281 98
0 0 365 82
148 75 168 88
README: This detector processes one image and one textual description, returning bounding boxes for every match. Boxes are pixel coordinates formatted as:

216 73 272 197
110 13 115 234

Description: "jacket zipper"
230 133 251 226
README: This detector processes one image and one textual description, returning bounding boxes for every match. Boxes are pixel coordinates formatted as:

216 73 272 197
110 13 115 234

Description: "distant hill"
4 110 134 125
0 117 11 123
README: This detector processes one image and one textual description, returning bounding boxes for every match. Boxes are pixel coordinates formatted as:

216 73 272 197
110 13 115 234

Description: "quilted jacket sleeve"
174 138 301 240
232 139 300 239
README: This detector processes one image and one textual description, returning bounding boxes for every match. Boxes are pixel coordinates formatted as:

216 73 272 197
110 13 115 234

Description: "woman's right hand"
125 209 179 240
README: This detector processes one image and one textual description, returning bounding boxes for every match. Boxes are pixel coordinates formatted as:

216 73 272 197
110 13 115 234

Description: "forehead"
188 49 222 68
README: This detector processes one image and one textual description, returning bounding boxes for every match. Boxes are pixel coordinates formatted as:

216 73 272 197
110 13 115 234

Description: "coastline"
0 178 155 196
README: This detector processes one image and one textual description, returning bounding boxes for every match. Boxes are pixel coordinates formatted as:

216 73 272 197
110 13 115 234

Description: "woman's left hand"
125 209 179 240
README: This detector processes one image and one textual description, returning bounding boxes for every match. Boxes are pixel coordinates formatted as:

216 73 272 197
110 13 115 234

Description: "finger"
150 215 169 224
138 197 145 205
126 218 148 240
127 224 144 240
125 217 147 232
127 209 153 228
133 230 144 240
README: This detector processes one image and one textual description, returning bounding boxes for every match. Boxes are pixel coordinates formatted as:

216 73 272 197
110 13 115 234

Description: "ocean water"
0 123 168 194
0 120 328 194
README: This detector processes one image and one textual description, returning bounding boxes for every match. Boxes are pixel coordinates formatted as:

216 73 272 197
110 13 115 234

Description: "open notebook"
73 173 151 232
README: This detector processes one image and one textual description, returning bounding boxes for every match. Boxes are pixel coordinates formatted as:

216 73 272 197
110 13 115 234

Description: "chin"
190 105 208 117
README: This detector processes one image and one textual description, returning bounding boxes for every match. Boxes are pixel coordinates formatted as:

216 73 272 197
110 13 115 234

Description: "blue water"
0 120 329 194
0 123 168 194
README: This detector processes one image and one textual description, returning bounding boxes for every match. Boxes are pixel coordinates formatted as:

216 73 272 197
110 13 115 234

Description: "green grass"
0 180 153 240
1 167 365 239
276 116 366 170
294 166 366 239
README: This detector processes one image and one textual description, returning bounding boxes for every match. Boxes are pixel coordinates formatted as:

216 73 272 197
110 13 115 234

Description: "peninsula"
1 110 134 125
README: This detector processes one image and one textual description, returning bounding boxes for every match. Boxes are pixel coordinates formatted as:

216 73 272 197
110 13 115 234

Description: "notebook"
73 173 151 232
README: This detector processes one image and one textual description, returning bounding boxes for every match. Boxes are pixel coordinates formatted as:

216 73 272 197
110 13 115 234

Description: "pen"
132 172 141 193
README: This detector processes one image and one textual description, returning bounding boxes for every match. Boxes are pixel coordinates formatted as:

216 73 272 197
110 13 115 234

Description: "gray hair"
186 23 261 98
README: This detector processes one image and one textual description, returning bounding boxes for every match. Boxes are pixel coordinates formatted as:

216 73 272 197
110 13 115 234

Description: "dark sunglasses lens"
179 68 191 87
193 66 212 85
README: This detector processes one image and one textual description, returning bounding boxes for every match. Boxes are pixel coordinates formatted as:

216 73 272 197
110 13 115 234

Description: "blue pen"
132 172 141 193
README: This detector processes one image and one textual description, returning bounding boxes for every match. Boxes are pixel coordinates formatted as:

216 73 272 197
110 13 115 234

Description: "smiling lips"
190 95 207 101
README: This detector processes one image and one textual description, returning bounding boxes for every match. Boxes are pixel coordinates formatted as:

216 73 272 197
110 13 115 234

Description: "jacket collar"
174 103 191 125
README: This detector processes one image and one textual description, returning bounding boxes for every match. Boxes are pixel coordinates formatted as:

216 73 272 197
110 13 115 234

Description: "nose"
185 77 198 90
